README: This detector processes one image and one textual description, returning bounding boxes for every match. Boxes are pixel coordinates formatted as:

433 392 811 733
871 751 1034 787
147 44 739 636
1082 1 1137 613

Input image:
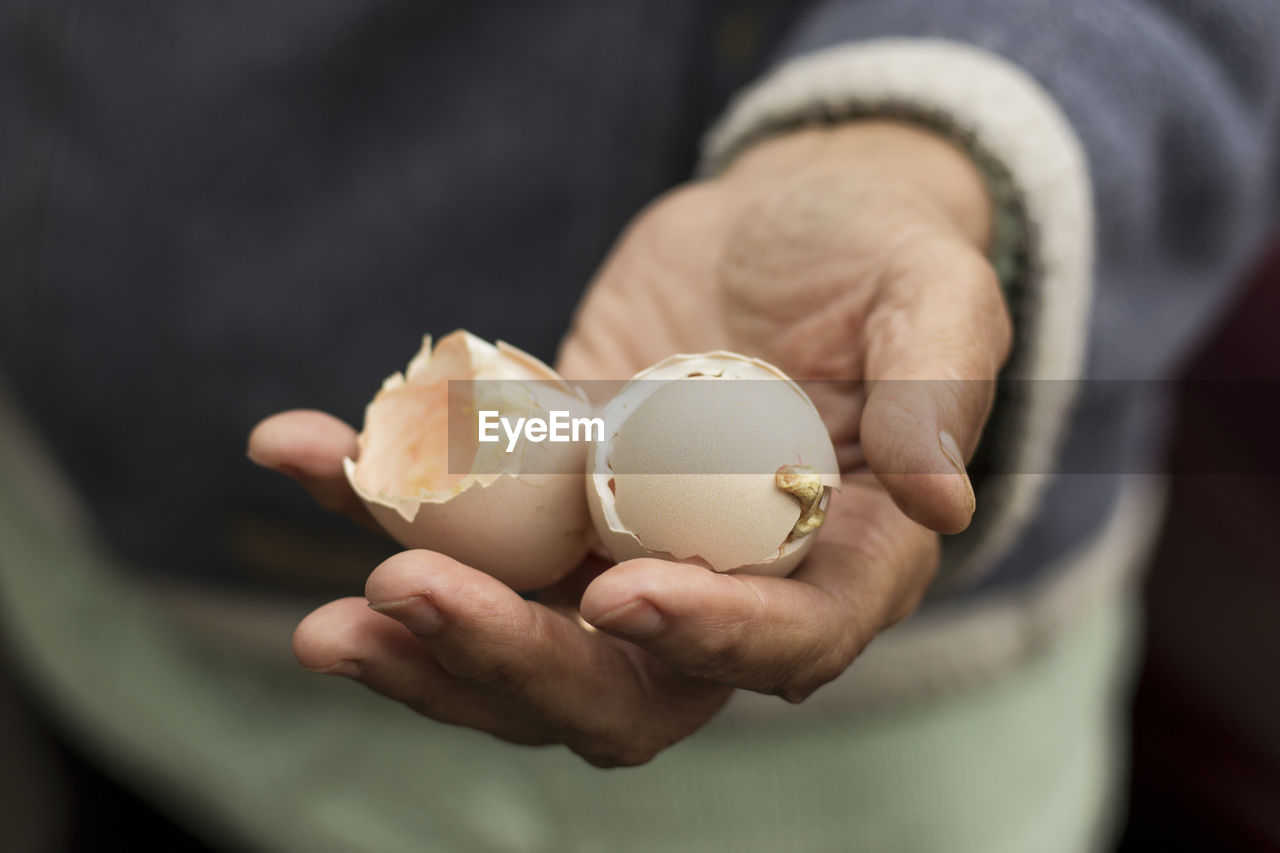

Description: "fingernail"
938 430 976 516
588 599 664 639
369 596 443 635
307 660 362 678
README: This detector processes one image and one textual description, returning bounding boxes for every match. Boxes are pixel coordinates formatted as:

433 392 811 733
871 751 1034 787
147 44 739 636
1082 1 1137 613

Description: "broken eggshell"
344 330 592 590
586 352 840 577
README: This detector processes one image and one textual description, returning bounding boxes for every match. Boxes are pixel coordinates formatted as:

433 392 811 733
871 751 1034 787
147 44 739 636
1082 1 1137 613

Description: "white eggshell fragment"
345 330 592 590
587 352 839 577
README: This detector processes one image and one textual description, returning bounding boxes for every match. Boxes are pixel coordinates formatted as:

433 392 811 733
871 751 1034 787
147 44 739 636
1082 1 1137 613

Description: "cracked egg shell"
586 352 839 577
344 330 592 590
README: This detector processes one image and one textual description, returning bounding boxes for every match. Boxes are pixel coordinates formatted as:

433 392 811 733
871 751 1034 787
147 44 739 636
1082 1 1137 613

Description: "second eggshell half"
586 352 840 577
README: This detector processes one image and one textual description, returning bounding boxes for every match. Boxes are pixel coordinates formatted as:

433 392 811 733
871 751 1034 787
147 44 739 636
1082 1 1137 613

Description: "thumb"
860 248 1011 534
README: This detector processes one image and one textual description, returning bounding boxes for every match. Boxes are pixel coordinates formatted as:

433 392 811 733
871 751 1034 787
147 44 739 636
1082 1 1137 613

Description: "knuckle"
953 243 996 289
654 180 725 216
686 625 753 682
597 743 661 769
441 612 542 696
776 641 855 704
771 604 868 704
779 683 819 705
964 254 1012 367
574 729 664 769
571 702 681 768
993 301 1014 365
815 639 858 686
776 659 832 703
633 182 728 244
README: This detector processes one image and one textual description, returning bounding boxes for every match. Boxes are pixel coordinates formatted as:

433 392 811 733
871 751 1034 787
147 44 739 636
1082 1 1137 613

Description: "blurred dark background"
1116 232 1280 852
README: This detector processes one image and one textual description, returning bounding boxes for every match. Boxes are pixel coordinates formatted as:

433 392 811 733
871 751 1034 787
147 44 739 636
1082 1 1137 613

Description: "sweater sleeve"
699 0 1280 587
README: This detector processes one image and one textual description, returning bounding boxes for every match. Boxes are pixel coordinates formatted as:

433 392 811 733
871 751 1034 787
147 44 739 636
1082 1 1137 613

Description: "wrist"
717 120 993 250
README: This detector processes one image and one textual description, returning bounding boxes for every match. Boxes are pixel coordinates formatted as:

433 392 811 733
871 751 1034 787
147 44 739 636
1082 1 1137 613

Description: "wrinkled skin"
249 121 1011 767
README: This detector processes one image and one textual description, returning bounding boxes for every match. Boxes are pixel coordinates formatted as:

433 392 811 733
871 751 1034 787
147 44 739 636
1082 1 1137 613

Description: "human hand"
259 120 1010 766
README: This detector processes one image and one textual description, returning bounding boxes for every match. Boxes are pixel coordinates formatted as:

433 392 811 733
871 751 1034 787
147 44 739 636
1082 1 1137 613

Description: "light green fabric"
0 447 1136 853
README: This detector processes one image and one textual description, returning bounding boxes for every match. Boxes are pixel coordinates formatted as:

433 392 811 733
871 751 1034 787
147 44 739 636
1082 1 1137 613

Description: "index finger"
860 242 1011 533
